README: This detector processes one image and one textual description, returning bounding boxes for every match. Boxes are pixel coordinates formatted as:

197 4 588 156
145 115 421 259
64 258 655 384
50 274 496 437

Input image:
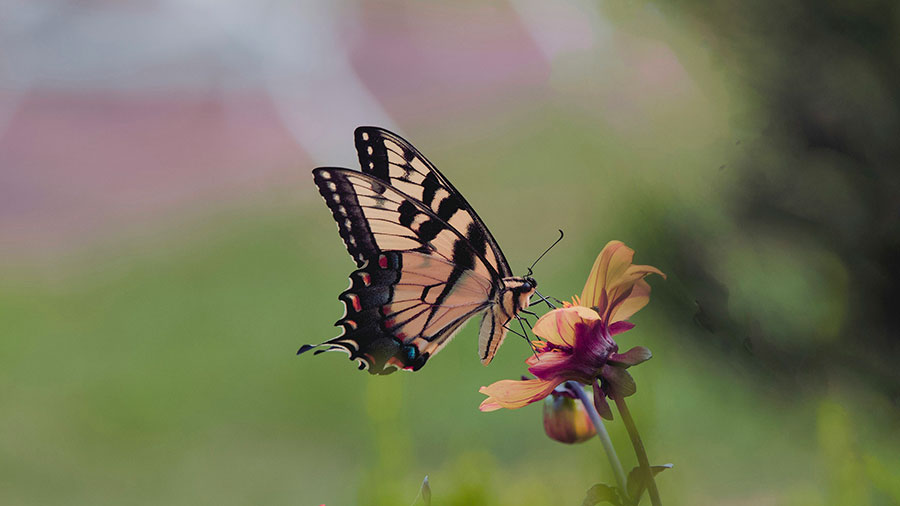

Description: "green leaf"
582 483 623 506
626 464 673 503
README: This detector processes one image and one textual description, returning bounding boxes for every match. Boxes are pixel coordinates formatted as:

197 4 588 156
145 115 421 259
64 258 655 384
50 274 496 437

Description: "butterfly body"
303 127 535 374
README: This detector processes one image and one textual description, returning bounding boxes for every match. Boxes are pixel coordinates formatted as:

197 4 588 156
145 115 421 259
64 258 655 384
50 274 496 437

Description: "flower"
479 241 664 416
542 383 597 444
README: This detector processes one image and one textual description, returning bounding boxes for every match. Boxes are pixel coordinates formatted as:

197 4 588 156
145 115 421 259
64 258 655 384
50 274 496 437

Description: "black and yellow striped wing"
300 127 524 375
354 126 513 278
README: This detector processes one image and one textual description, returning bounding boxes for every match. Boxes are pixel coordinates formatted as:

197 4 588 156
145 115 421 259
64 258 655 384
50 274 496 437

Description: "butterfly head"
501 276 538 315
519 276 538 312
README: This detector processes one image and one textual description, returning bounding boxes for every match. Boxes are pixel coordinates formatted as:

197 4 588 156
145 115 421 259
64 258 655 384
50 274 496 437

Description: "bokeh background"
2 1 899 505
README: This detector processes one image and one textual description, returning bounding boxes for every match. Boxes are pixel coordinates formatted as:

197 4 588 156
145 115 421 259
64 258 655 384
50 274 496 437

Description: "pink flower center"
528 320 618 384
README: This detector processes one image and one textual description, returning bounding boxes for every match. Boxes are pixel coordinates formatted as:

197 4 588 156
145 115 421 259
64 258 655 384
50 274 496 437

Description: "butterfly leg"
516 314 532 337
519 309 539 322
510 316 540 359
517 314 534 333
531 290 559 309
519 317 540 359
503 323 522 337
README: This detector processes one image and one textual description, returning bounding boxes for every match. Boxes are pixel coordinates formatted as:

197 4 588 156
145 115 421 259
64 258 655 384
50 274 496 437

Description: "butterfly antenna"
526 229 564 276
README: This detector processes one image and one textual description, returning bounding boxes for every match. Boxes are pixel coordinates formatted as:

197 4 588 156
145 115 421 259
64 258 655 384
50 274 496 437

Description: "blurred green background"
2 1 899 505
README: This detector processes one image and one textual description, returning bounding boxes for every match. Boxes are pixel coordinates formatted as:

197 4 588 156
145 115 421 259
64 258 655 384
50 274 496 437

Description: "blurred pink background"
0 0 687 260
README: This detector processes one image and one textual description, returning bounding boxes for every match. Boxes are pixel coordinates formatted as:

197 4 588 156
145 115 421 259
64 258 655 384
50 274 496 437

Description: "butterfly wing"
304 167 505 374
354 126 514 278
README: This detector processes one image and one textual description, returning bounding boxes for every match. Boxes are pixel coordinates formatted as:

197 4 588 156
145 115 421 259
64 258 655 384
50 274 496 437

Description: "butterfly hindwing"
325 250 496 374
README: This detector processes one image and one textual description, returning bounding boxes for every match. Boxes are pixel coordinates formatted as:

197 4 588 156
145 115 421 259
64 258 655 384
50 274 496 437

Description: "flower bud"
542 388 596 444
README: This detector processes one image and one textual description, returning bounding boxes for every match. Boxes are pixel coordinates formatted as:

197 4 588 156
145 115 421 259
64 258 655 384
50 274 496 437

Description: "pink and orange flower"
479 241 664 417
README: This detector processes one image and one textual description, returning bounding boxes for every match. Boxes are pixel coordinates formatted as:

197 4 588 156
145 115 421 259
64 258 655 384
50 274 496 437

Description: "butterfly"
298 126 538 375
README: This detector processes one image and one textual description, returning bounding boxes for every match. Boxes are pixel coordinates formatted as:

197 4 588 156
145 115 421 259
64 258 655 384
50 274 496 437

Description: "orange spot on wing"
347 293 362 312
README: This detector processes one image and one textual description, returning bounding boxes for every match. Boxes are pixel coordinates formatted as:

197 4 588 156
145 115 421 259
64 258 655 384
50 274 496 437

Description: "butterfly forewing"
313 169 497 280
355 126 513 278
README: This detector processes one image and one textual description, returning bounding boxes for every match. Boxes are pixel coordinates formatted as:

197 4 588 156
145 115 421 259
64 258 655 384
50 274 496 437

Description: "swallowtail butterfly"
299 127 536 374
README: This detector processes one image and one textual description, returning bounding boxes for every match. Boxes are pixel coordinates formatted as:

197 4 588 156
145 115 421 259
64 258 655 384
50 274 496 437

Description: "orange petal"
525 348 570 370
532 306 599 346
580 241 665 323
581 241 630 308
609 278 650 323
478 378 562 412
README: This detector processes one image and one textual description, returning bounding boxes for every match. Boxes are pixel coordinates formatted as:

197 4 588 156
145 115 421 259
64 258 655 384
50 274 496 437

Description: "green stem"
613 394 661 506
567 381 629 498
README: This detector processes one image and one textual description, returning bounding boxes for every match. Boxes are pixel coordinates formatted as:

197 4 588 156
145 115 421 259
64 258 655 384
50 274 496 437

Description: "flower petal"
608 320 636 336
580 241 665 324
592 381 614 420
581 240 632 309
532 306 599 346
608 346 652 367
478 378 562 412
601 365 637 397
527 349 574 380
608 278 648 323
